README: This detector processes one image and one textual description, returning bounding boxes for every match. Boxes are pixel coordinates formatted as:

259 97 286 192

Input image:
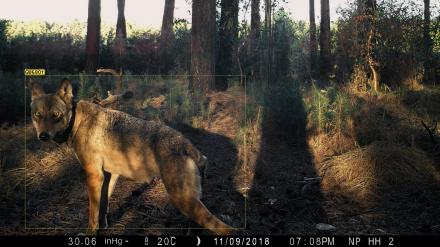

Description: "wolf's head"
28 78 74 142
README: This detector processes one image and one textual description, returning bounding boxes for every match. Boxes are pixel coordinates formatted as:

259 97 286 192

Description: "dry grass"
401 87 440 120
202 90 244 139
318 141 440 207
308 133 357 163
233 106 262 197
0 124 83 234
306 84 440 232
308 84 440 161
25 146 78 190
352 97 415 146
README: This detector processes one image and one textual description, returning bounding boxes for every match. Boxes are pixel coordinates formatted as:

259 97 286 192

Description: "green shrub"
308 83 353 135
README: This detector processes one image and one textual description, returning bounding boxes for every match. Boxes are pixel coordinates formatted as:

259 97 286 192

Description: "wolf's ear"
26 79 45 100
57 78 73 105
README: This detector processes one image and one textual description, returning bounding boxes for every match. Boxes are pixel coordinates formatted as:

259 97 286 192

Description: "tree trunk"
190 0 216 92
159 0 175 74
319 0 331 76
216 0 239 91
363 0 380 92
423 0 433 84
85 0 101 74
367 21 379 92
250 0 261 79
251 0 261 44
309 0 318 76
116 0 127 40
263 0 273 90
113 0 126 82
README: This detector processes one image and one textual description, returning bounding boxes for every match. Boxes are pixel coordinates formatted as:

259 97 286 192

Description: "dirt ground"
1 88 440 235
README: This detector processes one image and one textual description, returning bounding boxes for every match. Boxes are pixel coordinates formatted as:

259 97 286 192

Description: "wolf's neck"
53 101 76 144
67 100 109 148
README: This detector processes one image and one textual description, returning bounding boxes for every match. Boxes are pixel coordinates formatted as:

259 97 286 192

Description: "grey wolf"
27 78 233 235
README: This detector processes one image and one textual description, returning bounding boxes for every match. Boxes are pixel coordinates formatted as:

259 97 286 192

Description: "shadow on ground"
246 84 328 234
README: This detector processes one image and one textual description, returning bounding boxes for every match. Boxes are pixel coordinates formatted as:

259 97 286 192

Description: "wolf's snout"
38 132 50 141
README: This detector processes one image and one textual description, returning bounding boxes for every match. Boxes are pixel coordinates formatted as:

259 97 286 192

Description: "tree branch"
421 120 437 145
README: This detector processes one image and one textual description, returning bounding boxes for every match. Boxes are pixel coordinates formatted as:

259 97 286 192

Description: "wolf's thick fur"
28 78 233 235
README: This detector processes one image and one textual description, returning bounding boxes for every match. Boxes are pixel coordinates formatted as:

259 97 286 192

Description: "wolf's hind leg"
99 171 119 229
198 155 208 190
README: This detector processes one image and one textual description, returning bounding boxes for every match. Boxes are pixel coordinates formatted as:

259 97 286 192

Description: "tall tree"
251 0 261 45
85 0 101 74
263 0 273 89
366 0 379 91
116 0 127 40
190 0 216 92
250 0 261 79
423 0 433 83
357 0 379 92
319 0 331 76
216 0 239 91
309 0 318 76
113 0 126 82
159 0 175 73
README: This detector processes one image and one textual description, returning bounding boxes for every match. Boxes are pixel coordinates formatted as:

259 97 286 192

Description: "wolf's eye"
34 112 41 118
52 111 62 118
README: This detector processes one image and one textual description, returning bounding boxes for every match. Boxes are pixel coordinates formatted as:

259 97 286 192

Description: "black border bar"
0 235 438 247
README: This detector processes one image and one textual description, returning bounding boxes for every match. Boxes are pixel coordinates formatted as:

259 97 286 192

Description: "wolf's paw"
86 228 98 235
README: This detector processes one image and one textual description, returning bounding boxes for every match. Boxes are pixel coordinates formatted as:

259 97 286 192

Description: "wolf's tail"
174 141 232 235
183 197 234 235
164 154 233 235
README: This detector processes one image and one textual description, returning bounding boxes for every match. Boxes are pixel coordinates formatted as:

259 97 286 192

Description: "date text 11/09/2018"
214 237 271 246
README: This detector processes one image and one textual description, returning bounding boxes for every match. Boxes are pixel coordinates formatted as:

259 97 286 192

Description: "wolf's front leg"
85 168 104 235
